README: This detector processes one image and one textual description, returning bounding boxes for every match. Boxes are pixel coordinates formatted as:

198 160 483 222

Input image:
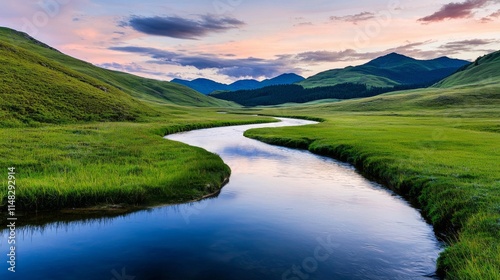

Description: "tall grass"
0 110 274 211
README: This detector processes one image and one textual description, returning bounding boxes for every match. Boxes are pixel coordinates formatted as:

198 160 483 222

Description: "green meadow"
0 107 273 211
243 82 500 279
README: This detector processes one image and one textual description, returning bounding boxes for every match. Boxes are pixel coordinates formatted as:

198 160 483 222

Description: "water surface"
1 118 441 279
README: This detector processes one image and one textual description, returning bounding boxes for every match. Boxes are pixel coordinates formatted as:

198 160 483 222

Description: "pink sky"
1 0 499 83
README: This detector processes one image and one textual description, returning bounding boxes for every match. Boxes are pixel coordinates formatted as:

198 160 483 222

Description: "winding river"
1 118 442 280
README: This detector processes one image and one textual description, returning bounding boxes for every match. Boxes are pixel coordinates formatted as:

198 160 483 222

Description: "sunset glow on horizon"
1 0 499 83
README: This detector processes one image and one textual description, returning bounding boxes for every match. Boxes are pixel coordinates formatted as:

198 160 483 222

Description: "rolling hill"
172 73 305 94
0 32 148 126
434 50 500 88
0 27 233 122
299 53 469 88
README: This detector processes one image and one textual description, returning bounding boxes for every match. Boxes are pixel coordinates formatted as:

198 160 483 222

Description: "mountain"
299 53 469 88
172 73 305 94
434 50 500 88
0 27 233 126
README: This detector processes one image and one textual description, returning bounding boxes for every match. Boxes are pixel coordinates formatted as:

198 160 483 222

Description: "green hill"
0 27 233 126
434 50 500 88
0 34 150 126
299 53 469 88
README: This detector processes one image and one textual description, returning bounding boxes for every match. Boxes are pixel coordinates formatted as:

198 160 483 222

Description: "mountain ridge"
299 52 469 88
172 73 305 94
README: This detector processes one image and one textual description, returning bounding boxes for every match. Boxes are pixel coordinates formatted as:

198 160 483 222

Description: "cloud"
481 9 500 22
438 39 497 54
295 49 370 62
418 0 491 22
122 14 245 39
293 42 434 63
294 22 314 27
330 12 376 24
97 62 165 76
108 38 496 79
109 46 297 78
291 39 496 64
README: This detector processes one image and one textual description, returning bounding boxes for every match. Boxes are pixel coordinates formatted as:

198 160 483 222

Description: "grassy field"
243 83 500 279
0 106 273 212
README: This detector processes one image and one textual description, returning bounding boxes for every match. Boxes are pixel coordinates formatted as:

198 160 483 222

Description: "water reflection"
0 118 442 280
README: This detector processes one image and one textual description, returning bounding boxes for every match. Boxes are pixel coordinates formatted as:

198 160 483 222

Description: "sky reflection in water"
1 118 442 280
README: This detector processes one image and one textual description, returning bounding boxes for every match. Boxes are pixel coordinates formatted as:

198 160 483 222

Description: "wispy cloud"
121 14 245 39
292 42 433 63
109 46 297 78
438 39 497 54
481 9 500 22
330 12 376 25
291 39 495 63
418 0 491 23
97 62 165 76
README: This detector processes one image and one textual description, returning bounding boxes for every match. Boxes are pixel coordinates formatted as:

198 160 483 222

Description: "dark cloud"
330 12 376 24
109 46 297 78
418 0 490 22
122 14 245 39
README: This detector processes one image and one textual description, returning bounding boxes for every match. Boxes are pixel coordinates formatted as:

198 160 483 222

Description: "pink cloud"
418 0 490 23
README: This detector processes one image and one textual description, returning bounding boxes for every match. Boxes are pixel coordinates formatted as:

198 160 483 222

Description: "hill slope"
299 53 469 88
434 50 500 88
172 73 305 94
0 36 149 126
0 27 233 109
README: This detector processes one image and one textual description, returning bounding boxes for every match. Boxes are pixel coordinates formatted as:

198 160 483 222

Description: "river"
1 118 442 280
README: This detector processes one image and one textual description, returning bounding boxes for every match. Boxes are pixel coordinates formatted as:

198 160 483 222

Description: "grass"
0 27 234 109
0 107 274 212
0 38 151 126
242 83 500 279
435 50 500 88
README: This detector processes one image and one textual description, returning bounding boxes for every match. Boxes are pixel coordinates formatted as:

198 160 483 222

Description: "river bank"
244 112 500 279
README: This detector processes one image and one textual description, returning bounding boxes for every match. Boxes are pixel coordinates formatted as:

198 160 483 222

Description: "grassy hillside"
299 53 468 88
0 38 150 126
242 68 500 279
0 27 234 108
435 50 500 88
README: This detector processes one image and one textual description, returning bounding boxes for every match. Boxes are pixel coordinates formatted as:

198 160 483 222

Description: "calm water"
1 118 442 280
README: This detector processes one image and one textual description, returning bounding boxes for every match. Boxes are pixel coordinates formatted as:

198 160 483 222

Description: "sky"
1 0 499 83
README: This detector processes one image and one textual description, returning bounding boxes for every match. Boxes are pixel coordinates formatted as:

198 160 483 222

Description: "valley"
0 23 499 279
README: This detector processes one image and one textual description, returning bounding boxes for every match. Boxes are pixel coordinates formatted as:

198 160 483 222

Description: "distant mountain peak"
300 52 469 88
172 73 305 94
365 52 415 67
